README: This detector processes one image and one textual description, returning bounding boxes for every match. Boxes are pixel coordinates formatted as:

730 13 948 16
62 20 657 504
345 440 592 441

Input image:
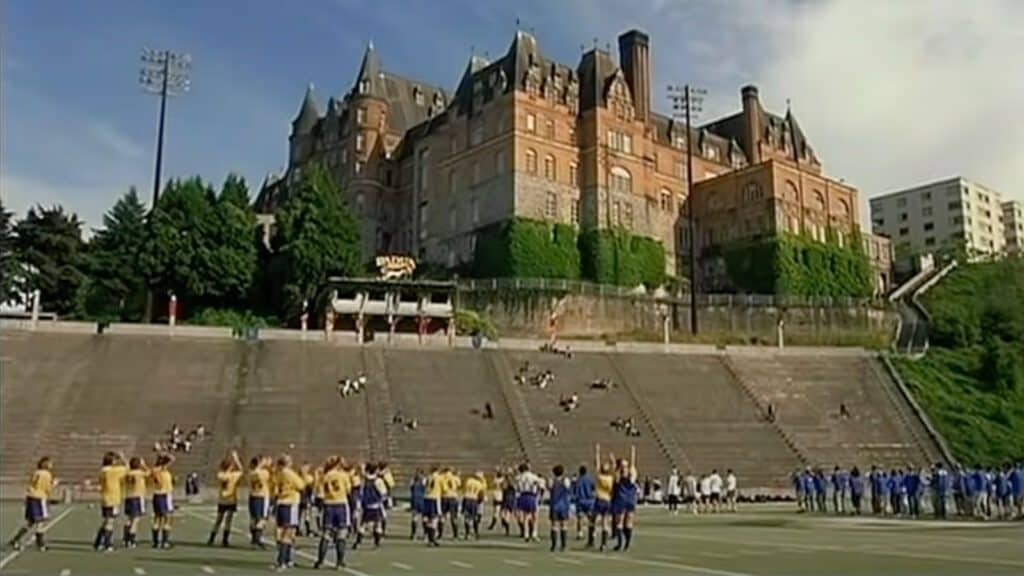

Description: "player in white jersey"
685 472 699 515
725 469 738 512
708 470 723 513
698 474 712 513
514 463 544 542
666 468 681 514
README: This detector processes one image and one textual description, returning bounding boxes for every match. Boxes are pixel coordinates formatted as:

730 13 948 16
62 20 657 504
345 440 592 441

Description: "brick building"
258 29 890 292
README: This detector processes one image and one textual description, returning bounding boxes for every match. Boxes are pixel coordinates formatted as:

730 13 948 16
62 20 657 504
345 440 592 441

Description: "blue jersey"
953 470 966 494
996 473 1009 498
933 470 949 495
904 473 920 496
550 479 571 512
1009 469 1023 496
410 479 425 506
792 473 803 493
612 478 638 506
361 477 384 509
574 474 596 505
849 473 863 496
812 474 825 494
831 471 847 491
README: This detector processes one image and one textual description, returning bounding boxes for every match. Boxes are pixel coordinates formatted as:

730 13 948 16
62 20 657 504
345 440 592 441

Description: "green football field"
1 502 1022 575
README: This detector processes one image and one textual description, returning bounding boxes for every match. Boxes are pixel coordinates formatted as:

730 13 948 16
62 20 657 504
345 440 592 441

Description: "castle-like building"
257 29 892 292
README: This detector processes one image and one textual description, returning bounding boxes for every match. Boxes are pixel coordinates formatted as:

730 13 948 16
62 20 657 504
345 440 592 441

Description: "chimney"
741 85 762 164
618 29 651 123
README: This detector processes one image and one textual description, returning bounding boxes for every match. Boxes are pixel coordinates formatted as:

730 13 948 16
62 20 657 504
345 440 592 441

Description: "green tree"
0 199 19 304
79 188 148 320
270 164 361 320
220 173 251 209
211 174 258 302
13 205 85 315
141 176 256 311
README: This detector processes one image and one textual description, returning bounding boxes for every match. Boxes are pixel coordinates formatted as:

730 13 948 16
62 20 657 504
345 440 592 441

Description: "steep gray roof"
577 48 617 111
292 84 320 134
701 103 815 163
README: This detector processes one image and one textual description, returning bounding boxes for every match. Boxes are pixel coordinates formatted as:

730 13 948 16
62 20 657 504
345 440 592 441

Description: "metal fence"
457 277 886 309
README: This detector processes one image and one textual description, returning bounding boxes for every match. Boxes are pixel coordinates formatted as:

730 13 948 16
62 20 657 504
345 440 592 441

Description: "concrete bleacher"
726 353 940 469
1 330 946 493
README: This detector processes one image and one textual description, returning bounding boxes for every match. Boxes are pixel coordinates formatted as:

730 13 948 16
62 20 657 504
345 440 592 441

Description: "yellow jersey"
125 469 148 499
151 467 173 495
275 467 305 505
249 467 271 498
99 464 128 507
322 469 351 505
26 469 53 500
463 476 486 501
426 472 444 500
596 473 615 502
350 471 363 489
313 468 325 499
217 470 243 504
382 469 395 492
442 472 461 499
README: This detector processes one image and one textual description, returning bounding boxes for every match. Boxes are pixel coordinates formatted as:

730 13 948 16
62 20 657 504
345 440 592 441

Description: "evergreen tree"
0 199 19 305
13 205 85 315
79 188 148 320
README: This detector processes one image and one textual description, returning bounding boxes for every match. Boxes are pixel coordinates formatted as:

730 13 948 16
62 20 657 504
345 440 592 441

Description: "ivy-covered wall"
722 232 873 297
578 228 666 288
471 218 580 279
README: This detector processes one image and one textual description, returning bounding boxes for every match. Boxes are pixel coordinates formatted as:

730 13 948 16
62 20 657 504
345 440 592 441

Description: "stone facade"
258 28 885 289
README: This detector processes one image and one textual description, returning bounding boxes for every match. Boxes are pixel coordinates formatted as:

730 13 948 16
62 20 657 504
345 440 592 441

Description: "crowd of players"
6 449 642 571
793 462 1024 519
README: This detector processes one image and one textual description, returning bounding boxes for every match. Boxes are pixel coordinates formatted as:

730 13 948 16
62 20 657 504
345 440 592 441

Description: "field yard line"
0 505 76 570
180 508 374 576
554 557 583 565
571 550 758 576
450 560 474 568
390 562 413 570
641 528 1024 569
59 570 71 576
201 566 216 574
503 559 530 567
133 568 146 575
653 553 679 560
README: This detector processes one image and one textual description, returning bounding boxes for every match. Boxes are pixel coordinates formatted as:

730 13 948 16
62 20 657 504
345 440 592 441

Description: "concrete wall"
460 290 896 344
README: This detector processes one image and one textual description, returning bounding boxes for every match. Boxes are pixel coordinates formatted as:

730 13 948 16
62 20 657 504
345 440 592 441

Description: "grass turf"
2 502 1023 575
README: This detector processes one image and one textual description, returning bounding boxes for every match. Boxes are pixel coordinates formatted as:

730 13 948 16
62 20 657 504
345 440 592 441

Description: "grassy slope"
892 259 1024 465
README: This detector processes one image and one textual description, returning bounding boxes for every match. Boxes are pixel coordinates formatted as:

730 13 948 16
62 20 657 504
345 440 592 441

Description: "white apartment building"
870 177 1005 264
1004 200 1023 256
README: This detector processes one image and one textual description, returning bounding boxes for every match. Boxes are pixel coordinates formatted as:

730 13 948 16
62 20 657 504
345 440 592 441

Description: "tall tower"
618 29 651 123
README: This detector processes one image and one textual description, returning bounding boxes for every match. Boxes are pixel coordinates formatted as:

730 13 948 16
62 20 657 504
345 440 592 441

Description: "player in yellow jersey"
298 464 315 537
8 456 56 551
248 455 272 548
208 450 243 547
122 457 149 548
594 460 615 551
423 465 444 546
312 464 326 536
272 453 305 570
440 467 462 539
314 456 352 569
461 471 487 539
93 451 128 552
150 452 176 549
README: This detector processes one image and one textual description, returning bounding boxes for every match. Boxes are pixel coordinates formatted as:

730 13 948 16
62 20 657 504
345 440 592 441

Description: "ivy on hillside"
471 218 580 279
723 232 873 297
578 228 666 287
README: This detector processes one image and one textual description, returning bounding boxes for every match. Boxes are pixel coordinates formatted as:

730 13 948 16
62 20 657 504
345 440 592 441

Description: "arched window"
544 154 556 181
837 198 851 217
660 188 673 211
569 162 579 186
610 166 632 193
813 190 826 211
525 149 538 174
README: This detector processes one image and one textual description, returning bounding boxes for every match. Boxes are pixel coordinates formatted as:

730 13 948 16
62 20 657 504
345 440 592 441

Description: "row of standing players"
793 463 1024 519
7 451 641 571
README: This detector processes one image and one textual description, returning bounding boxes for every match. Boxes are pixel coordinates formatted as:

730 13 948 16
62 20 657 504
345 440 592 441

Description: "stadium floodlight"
667 84 707 335
139 48 192 323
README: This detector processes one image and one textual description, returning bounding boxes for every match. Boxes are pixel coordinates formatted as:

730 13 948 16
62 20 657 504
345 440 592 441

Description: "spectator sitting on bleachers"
590 378 612 390
543 422 559 437
484 402 495 420
404 418 418 431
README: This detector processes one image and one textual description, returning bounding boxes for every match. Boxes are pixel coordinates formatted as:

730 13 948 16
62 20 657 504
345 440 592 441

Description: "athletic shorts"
422 498 440 519
249 496 270 519
411 499 424 515
217 502 238 514
461 500 480 518
276 503 299 527
322 503 350 530
709 493 721 503
441 497 458 514
576 500 594 516
501 497 515 511
153 494 174 516
594 499 611 516
124 497 146 518
667 494 680 504
517 493 538 514
362 506 384 523
101 505 120 519
549 507 569 522
727 490 737 499
24 497 48 523
612 500 636 515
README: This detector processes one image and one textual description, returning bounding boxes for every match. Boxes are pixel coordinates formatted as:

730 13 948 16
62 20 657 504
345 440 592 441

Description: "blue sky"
4 0 1022 230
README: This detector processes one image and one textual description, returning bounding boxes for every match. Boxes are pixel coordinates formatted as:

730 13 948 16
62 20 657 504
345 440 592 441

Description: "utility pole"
668 84 705 335
139 48 191 322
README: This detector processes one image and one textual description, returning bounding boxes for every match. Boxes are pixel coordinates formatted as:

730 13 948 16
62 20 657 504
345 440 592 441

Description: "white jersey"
685 475 698 496
709 473 723 495
699 476 711 495
515 471 544 495
667 474 681 496
726 473 737 492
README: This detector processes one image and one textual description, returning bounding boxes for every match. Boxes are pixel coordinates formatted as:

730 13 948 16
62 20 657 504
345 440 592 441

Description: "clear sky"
3 0 1022 231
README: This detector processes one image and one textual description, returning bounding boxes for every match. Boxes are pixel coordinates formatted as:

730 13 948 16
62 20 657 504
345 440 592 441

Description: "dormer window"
414 86 424 106
358 79 369 94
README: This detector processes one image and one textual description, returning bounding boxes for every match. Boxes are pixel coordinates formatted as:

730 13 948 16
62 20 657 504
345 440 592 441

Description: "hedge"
578 228 666 287
722 232 873 297
471 218 579 279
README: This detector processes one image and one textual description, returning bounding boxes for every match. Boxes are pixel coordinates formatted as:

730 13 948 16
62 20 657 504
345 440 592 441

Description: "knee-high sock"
317 536 329 565
276 541 285 567
550 529 557 551
560 528 567 550
623 527 632 549
334 537 346 565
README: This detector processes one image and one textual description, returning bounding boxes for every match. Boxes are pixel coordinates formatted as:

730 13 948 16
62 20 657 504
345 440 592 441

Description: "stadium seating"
0 331 944 493
725 353 940 470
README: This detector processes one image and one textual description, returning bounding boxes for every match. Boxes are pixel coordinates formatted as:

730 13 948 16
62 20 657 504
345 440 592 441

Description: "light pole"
668 84 705 335
139 48 191 322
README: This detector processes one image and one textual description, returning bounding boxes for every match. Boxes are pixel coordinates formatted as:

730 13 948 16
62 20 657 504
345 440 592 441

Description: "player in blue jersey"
409 470 426 540
353 463 387 549
548 465 571 552
611 458 638 552
848 466 864 515
573 465 596 546
931 462 949 519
